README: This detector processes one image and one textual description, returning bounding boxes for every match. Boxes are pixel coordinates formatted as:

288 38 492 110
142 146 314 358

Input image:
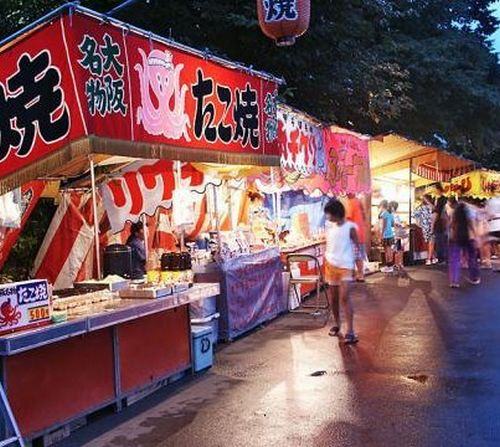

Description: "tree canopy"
1 0 499 168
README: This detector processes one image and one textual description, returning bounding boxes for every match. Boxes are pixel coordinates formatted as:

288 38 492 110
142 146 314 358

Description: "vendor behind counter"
126 222 146 279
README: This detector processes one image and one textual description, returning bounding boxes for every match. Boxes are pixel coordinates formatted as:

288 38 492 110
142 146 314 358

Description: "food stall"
274 105 329 266
443 169 500 199
369 134 477 263
258 107 372 300
0 4 281 442
179 167 287 341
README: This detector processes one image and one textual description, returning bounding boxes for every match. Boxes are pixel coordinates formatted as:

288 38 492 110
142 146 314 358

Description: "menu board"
0 280 51 334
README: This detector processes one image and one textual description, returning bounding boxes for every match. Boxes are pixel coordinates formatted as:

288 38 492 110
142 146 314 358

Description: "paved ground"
58 266 500 447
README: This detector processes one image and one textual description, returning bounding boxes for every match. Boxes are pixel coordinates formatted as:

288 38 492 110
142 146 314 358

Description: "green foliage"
0 0 499 168
1 199 56 281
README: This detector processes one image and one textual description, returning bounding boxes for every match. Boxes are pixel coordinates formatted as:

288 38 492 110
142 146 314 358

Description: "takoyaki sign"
0 280 50 334
0 7 280 183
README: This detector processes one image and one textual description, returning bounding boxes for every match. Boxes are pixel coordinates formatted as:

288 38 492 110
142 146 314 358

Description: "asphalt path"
58 266 500 447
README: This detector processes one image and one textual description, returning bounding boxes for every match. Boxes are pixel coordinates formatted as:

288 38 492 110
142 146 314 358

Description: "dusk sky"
493 1 500 52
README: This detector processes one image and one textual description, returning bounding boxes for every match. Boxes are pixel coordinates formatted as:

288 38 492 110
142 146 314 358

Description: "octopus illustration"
0 298 21 328
135 49 190 141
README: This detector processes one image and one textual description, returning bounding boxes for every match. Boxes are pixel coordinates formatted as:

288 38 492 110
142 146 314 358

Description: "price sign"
28 306 50 322
0 280 51 334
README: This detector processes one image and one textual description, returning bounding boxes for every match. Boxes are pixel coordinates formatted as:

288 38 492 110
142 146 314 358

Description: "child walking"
324 199 359 344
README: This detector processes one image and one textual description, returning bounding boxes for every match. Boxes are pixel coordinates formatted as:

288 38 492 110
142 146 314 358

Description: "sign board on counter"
0 280 51 335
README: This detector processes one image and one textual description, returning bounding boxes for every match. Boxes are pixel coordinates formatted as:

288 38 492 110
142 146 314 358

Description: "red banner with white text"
100 160 206 233
0 18 86 181
0 9 279 184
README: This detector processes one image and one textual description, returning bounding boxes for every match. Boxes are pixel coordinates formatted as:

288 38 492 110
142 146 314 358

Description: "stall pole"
174 161 182 186
227 180 233 231
408 158 413 265
179 227 185 252
271 168 280 244
270 168 277 220
89 156 102 279
174 161 185 251
142 214 149 261
277 189 282 232
409 159 413 227
212 184 222 254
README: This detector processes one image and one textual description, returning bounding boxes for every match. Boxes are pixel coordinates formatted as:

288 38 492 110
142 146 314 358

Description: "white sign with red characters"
0 279 51 334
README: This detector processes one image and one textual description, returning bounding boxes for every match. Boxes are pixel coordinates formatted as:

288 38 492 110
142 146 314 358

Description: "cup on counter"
160 270 172 284
147 269 160 284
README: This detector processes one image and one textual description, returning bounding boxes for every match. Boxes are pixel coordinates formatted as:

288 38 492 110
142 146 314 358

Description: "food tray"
119 285 173 299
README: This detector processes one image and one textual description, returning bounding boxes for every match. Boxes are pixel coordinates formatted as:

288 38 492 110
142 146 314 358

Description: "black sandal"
344 333 359 344
328 326 340 337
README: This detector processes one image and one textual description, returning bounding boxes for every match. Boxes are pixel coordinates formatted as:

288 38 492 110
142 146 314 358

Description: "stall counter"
0 283 219 441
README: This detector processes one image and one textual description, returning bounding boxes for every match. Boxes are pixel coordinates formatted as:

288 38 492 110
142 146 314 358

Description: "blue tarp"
218 248 285 340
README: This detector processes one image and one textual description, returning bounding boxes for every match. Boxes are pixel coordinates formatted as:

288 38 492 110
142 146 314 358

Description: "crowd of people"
322 187 499 345
386 183 500 287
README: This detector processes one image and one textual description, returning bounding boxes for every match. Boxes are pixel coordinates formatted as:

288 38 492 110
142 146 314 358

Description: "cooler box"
191 325 213 372
190 295 219 345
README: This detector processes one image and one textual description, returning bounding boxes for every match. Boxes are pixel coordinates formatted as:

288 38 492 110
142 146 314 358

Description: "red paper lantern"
257 0 310 47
